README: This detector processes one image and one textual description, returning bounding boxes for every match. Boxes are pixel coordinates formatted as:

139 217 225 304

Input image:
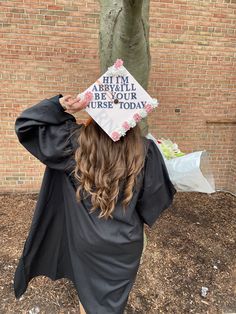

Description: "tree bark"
99 0 150 135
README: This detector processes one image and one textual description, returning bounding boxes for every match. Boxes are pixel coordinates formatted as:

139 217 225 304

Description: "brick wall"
0 0 235 193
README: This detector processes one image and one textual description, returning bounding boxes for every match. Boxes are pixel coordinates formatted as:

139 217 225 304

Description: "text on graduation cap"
87 75 148 110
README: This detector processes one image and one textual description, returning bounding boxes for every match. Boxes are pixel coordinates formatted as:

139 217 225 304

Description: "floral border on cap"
111 95 159 142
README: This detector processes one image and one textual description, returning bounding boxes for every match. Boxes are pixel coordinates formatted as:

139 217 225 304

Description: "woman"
14 94 176 314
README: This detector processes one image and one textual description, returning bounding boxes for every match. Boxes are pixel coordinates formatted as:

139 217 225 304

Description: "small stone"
201 286 209 298
213 265 218 270
29 307 40 314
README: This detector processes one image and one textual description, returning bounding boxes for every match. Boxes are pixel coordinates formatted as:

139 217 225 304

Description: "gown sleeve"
136 139 177 228
15 94 80 170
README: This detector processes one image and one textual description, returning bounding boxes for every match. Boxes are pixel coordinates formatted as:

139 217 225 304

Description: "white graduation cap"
78 59 159 142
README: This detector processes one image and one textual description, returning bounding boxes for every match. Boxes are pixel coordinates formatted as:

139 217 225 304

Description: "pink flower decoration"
144 104 153 113
111 131 121 142
114 59 124 69
122 121 131 131
84 91 93 102
133 113 142 122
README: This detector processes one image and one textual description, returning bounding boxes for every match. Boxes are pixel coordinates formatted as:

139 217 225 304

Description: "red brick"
0 0 235 194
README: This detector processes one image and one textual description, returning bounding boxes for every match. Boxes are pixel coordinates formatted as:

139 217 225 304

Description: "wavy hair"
74 121 145 219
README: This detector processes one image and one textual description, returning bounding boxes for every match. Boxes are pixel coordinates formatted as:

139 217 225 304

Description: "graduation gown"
14 95 176 314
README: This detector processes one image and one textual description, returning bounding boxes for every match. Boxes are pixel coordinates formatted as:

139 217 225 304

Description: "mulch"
0 191 235 314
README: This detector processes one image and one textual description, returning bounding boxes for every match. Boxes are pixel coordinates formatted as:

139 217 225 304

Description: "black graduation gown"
14 95 176 314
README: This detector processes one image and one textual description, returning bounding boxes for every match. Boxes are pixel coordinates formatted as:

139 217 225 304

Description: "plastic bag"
146 133 215 194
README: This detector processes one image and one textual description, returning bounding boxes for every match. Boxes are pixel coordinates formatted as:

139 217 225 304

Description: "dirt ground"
0 191 235 314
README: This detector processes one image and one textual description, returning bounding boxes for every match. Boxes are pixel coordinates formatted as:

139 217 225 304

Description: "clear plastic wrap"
146 133 215 194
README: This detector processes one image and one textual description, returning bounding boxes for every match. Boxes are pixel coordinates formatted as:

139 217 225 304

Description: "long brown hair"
74 121 145 219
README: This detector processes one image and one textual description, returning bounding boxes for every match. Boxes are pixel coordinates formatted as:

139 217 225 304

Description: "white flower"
117 127 126 136
116 66 127 76
107 66 117 76
128 118 136 128
106 65 127 77
140 109 147 118
151 98 159 108
172 143 180 153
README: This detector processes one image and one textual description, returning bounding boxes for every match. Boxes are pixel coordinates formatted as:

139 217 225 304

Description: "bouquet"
146 134 215 194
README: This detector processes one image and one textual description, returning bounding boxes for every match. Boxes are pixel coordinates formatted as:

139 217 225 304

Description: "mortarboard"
78 59 159 141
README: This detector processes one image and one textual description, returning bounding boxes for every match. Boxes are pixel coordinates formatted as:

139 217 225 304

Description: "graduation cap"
78 59 159 142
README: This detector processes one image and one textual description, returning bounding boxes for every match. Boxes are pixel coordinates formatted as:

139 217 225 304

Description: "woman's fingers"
67 98 88 111
61 95 90 113
77 99 88 109
65 98 78 106
63 95 73 104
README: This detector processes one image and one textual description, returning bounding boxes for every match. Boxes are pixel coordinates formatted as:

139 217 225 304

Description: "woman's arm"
15 94 87 170
136 139 176 227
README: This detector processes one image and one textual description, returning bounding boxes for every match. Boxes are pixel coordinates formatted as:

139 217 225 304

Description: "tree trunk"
99 0 150 135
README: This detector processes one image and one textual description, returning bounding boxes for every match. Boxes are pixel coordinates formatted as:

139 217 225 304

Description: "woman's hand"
59 95 88 113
